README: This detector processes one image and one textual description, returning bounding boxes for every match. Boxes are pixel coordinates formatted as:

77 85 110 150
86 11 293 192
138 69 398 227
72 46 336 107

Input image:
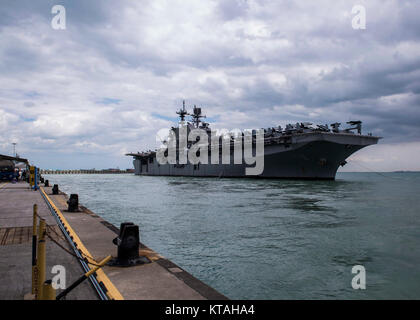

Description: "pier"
0 180 227 300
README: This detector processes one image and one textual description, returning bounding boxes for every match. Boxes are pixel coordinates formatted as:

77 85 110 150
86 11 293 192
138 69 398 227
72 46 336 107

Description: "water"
46 172 420 299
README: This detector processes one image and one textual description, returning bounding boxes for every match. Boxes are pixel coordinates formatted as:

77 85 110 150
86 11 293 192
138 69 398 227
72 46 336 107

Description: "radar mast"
189 105 206 128
176 100 188 122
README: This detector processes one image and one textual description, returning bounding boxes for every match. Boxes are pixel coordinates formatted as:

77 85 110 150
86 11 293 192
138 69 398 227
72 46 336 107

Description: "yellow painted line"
140 248 163 262
0 182 9 190
39 187 124 300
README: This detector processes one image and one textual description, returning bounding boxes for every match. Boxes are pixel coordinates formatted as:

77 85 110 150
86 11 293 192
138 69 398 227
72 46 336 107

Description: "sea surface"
45 172 420 299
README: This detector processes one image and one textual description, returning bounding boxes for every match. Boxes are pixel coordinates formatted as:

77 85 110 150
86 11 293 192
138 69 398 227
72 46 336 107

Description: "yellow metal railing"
31 209 57 300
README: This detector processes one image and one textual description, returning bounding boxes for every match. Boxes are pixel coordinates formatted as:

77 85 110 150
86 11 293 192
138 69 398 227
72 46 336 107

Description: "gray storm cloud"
0 0 419 170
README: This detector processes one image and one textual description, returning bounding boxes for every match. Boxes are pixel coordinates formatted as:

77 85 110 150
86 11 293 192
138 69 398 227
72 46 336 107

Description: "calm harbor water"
46 172 420 299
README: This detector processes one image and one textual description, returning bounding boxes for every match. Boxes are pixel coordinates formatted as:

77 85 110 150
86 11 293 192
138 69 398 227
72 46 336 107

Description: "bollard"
36 219 46 300
41 280 56 300
44 179 49 187
67 194 79 212
108 222 149 267
32 204 38 295
52 184 59 195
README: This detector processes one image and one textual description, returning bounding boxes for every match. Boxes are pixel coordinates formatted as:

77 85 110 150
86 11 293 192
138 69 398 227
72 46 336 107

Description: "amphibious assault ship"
127 102 380 180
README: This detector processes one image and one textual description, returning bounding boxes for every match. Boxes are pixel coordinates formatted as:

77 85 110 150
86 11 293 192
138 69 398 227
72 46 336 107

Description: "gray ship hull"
131 132 379 180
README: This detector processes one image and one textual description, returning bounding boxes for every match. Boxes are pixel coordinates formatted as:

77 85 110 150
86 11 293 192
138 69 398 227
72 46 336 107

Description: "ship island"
126 102 380 180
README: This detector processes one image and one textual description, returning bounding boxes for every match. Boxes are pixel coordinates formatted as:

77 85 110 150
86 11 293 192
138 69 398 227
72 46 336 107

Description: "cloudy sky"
0 0 419 171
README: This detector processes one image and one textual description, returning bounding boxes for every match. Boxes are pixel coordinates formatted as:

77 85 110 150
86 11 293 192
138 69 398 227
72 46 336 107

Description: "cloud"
0 0 419 170
343 141 420 172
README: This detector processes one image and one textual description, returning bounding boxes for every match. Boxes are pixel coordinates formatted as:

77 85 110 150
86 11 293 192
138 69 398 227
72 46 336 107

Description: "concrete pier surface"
0 181 96 300
0 181 227 300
